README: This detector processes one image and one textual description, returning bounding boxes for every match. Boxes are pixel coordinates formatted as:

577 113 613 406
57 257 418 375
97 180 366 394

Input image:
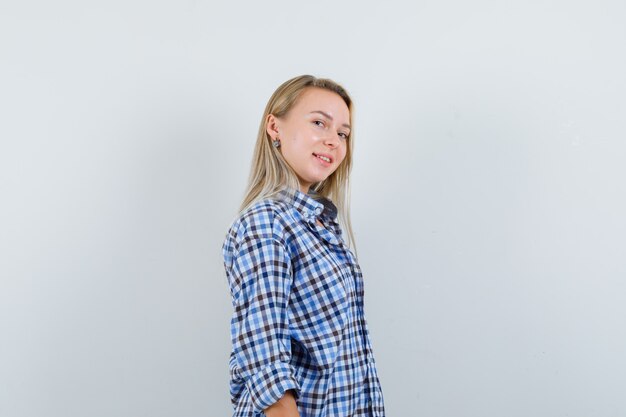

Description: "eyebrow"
309 110 351 130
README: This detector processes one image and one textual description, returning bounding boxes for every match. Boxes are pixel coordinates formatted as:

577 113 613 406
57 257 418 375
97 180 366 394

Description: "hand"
264 389 300 417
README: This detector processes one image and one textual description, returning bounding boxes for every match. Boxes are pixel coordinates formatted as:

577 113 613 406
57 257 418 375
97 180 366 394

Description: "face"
267 87 351 194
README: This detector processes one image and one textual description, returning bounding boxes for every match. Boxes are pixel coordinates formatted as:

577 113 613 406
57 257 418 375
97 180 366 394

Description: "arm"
227 223 301 414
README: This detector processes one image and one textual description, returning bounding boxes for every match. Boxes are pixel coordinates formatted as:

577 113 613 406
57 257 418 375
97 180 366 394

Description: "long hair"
238 75 357 254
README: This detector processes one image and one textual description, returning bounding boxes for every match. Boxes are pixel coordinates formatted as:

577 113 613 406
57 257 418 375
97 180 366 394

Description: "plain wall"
1 0 625 416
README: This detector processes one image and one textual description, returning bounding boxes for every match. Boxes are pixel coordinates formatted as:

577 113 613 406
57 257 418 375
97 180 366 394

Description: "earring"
272 138 281 148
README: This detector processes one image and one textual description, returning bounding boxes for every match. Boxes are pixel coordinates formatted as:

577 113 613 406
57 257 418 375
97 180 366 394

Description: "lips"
313 153 333 163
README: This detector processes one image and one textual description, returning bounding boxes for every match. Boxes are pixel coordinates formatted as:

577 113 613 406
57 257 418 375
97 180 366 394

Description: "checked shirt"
222 187 386 417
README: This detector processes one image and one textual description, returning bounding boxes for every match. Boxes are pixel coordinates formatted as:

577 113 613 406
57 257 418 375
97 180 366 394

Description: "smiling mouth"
313 153 331 163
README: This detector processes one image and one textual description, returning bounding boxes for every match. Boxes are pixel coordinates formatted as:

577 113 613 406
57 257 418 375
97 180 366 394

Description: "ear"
266 114 280 140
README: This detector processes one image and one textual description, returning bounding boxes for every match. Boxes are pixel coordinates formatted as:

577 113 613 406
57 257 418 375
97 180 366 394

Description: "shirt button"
314 207 322 215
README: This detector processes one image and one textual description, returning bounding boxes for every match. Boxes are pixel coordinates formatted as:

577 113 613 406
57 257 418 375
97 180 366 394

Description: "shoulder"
223 197 294 252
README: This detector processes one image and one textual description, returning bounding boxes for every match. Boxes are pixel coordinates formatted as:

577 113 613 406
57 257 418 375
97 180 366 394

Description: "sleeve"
227 220 301 413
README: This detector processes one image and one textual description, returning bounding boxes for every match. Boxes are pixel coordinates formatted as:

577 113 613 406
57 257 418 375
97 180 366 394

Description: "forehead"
293 87 350 119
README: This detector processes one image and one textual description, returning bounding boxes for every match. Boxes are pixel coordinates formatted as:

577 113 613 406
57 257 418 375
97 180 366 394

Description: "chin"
302 169 335 186
312 174 332 184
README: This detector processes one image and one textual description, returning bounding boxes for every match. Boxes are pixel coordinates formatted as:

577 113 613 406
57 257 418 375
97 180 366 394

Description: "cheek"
338 145 348 163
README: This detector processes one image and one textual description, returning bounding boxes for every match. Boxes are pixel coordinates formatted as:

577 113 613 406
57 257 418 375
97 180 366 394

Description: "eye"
339 132 349 140
313 120 325 127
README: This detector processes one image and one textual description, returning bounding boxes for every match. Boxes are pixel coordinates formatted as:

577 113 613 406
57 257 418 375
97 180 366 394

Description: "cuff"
247 361 301 413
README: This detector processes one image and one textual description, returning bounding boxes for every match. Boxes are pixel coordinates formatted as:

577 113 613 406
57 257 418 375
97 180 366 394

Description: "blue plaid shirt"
222 187 385 417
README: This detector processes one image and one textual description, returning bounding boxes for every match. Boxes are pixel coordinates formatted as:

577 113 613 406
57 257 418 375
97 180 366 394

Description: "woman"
222 75 386 417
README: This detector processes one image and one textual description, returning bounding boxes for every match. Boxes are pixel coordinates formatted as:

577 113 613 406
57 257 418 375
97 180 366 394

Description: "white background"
1 1 625 416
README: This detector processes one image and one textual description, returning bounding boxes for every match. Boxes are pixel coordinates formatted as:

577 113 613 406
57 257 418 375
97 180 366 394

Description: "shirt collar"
278 187 338 222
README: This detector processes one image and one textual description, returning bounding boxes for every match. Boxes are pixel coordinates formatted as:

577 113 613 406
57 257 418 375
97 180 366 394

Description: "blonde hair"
239 74 357 255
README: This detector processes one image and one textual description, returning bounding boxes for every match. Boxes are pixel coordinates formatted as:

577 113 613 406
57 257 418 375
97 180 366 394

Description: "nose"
323 132 340 148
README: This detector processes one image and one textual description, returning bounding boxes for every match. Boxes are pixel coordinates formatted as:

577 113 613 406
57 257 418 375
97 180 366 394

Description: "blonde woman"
222 75 386 417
